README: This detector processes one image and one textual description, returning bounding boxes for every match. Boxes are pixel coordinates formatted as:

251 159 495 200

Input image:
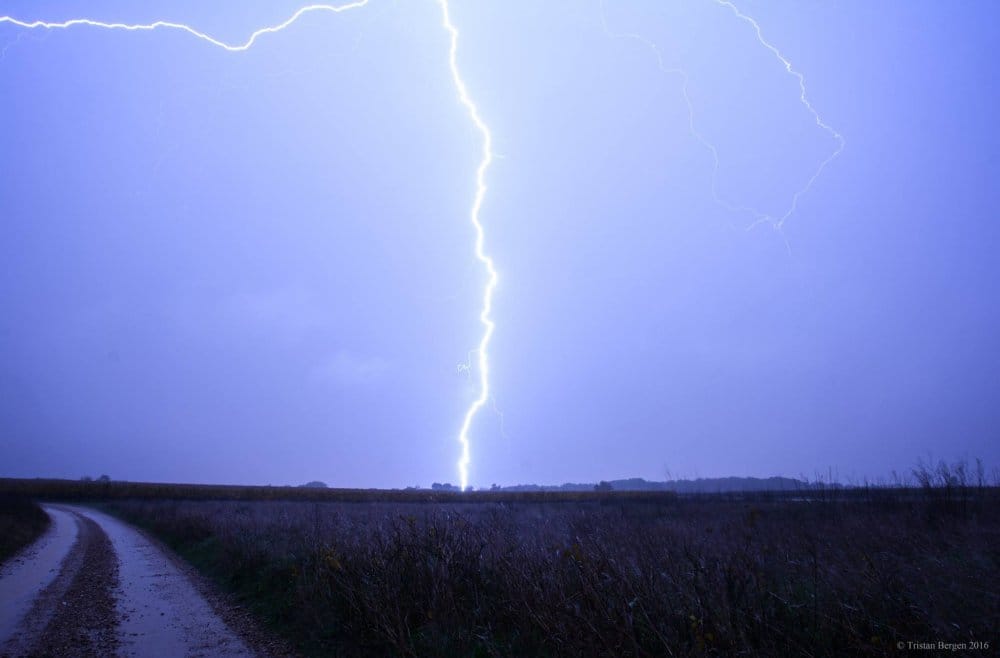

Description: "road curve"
0 505 259 658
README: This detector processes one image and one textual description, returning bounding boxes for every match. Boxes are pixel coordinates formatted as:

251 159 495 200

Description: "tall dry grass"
104 490 999 657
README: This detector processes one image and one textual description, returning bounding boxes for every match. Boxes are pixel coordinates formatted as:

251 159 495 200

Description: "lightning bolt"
1 1 828 492
601 0 845 235
598 3 734 214
0 3 371 52
714 0 845 231
438 0 496 492
1 0 495 492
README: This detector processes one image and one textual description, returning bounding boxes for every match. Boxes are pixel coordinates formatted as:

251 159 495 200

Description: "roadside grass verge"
0 495 50 564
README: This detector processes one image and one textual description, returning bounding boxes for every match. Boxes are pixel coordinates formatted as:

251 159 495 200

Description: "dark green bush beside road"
103 494 1000 657
0 496 50 564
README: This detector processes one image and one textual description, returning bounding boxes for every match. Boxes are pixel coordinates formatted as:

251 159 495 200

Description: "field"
2 479 998 656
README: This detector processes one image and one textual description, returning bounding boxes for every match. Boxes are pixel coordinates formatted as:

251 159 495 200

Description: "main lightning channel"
438 0 496 492
1 0 494 491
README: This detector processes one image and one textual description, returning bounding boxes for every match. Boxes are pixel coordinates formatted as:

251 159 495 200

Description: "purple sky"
1 0 997 488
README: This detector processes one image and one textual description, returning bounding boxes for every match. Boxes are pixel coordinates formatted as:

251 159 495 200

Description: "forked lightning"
2 1 841 490
601 0 844 235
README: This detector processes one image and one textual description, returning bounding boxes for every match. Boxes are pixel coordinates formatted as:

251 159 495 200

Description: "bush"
0 496 50 564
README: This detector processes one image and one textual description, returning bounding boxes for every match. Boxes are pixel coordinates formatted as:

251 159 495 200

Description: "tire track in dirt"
68 506 257 658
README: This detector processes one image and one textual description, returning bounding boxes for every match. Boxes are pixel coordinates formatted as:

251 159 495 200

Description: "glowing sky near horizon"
1 1 997 487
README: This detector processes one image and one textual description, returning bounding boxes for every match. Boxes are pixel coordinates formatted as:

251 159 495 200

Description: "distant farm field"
2 479 997 657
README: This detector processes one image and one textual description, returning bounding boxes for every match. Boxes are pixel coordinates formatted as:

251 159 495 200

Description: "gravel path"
69 506 255 658
0 505 270 658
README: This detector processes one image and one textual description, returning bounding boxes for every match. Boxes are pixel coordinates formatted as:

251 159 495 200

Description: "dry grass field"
3 476 997 656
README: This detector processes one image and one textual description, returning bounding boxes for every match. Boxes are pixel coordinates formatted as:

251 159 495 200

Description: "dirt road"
0 505 263 657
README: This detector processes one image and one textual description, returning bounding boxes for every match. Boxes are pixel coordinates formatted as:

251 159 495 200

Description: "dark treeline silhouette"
3 456 997 507
500 475 823 493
